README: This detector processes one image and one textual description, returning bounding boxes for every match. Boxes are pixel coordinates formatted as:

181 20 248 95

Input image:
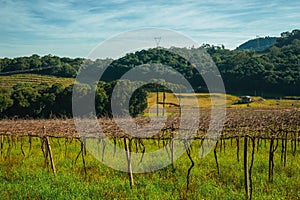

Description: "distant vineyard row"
0 74 74 89
1 108 298 138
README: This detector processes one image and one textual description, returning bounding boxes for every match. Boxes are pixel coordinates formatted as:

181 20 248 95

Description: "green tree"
0 88 13 114
10 84 41 117
95 82 109 116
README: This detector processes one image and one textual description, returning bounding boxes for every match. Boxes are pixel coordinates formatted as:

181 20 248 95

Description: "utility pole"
154 37 163 116
256 35 260 51
154 37 161 48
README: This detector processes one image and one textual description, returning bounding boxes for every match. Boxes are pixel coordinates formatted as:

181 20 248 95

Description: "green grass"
0 74 75 89
1 137 299 199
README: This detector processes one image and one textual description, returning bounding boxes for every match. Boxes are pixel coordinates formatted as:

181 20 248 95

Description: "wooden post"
81 141 87 176
28 136 32 157
41 137 48 168
45 136 57 177
292 133 297 156
268 138 275 182
102 139 106 162
284 131 288 167
20 138 25 157
162 90 166 116
214 141 220 175
281 139 284 163
12 136 16 149
244 136 251 200
124 137 134 188
237 137 240 162
156 87 159 116
170 129 174 169
6 136 12 160
43 126 56 177
249 137 255 200
269 139 273 182
0 135 3 159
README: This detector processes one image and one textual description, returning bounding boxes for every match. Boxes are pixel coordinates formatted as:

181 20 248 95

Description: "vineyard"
0 108 299 199
0 74 74 89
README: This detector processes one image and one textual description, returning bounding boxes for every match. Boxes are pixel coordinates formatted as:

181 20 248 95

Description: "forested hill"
0 55 84 77
236 37 277 52
236 29 300 52
0 29 300 96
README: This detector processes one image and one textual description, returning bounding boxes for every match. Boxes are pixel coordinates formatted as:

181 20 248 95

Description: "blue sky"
1 0 300 58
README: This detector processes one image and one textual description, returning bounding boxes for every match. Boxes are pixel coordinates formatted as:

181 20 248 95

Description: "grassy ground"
1 137 299 199
0 77 299 199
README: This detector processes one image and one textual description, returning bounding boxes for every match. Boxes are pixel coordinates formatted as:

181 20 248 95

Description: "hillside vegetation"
0 29 300 119
0 79 148 118
1 30 299 97
236 36 277 52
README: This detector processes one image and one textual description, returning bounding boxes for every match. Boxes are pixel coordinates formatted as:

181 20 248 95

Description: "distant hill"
0 29 299 96
236 37 277 52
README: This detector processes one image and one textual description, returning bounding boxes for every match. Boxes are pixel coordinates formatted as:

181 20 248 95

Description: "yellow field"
147 92 300 110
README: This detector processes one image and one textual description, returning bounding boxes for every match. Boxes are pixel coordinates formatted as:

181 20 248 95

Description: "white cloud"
0 0 300 57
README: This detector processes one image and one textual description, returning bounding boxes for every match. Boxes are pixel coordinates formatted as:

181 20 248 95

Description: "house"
240 96 252 104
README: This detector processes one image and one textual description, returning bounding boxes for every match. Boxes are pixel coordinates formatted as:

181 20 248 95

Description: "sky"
1 0 300 58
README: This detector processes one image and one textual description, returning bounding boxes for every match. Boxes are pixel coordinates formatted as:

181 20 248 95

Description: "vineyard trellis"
0 108 299 200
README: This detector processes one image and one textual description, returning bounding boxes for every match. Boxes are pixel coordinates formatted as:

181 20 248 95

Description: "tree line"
0 54 84 77
0 29 299 119
0 81 148 118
